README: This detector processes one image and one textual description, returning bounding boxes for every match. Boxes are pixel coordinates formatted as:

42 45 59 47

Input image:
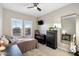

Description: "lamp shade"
0 40 4 44
1 37 9 46
0 40 6 51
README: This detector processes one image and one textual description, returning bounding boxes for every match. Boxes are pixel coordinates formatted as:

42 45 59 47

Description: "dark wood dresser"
46 30 57 49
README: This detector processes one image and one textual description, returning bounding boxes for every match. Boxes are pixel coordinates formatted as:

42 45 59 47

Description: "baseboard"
58 47 69 52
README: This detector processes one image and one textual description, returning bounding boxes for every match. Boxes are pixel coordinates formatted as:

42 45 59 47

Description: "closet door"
23 20 32 38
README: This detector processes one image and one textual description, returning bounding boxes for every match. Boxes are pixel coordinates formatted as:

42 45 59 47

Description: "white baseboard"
58 47 69 52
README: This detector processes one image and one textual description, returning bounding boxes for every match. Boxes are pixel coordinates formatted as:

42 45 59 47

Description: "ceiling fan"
27 3 41 11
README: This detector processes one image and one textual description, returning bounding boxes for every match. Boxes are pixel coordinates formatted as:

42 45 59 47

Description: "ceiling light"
33 7 37 10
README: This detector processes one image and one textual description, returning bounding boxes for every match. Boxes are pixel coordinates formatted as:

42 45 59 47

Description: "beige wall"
38 3 79 51
76 14 79 45
0 5 3 36
3 9 38 37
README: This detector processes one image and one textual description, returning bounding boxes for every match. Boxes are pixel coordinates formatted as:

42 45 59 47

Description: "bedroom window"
11 18 32 38
24 20 32 37
11 18 23 37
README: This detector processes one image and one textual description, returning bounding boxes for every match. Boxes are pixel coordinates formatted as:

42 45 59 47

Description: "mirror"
61 14 76 44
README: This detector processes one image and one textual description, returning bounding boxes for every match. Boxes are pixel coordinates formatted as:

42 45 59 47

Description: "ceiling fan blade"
27 6 34 8
37 7 41 11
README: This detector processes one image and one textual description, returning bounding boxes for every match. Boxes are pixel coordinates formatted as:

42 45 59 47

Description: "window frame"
11 17 33 38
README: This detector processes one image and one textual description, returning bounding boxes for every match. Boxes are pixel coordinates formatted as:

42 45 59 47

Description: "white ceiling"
1 3 70 17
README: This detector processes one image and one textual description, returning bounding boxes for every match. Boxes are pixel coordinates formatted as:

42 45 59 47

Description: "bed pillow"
4 35 13 43
9 39 17 44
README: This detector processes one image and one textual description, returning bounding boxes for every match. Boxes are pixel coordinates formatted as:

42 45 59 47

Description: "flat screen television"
38 20 44 25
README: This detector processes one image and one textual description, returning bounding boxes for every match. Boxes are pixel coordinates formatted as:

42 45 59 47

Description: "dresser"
46 30 57 49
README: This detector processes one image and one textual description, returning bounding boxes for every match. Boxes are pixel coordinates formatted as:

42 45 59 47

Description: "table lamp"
0 40 6 56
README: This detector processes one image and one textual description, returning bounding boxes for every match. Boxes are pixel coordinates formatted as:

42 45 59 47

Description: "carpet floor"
23 43 73 56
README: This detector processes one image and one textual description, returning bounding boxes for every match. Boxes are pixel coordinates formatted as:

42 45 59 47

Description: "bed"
16 38 38 53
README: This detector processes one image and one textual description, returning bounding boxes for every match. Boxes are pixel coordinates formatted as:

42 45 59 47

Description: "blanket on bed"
17 38 38 53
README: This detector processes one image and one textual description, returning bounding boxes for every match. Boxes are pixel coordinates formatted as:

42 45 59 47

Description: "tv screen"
38 20 44 25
